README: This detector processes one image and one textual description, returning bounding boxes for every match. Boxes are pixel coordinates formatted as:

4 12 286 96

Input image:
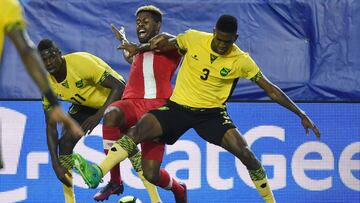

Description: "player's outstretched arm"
81 75 125 135
111 24 133 64
48 106 84 137
148 33 179 52
254 72 321 139
8 27 53 95
118 32 179 55
44 108 74 187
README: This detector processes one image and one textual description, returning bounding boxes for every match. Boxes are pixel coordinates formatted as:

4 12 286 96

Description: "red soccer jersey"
122 50 181 99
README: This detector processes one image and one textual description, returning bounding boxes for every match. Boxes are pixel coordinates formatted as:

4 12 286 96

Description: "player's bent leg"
129 153 162 203
152 168 187 203
94 107 125 201
59 130 80 155
73 114 163 189
220 128 260 170
103 106 125 128
92 113 163 179
142 159 186 203
98 112 163 173
130 113 163 144
141 159 162 184
138 141 166 203
58 130 82 203
73 135 139 188
58 154 76 203
140 141 165 184
141 141 187 203
221 128 275 203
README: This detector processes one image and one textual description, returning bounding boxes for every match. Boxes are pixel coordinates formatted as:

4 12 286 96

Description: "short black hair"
216 15 238 34
37 39 58 52
136 5 163 22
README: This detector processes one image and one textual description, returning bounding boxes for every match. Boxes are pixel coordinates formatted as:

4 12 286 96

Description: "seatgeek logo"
0 107 359 202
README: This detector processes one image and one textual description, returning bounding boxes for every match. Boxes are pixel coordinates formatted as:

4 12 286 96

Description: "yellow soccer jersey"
0 0 26 59
42 52 124 110
170 29 260 108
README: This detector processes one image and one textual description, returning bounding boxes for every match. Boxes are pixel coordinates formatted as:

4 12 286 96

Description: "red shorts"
109 99 166 162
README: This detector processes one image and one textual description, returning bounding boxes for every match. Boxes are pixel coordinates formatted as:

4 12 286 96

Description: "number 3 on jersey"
201 68 210 80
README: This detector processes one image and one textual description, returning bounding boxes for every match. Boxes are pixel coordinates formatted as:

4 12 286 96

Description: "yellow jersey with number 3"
171 29 260 108
0 0 26 60
42 52 124 110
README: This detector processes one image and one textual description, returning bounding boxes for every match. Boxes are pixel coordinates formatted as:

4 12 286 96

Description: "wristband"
44 90 59 107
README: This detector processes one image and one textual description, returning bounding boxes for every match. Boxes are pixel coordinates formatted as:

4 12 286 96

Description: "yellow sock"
129 151 162 203
99 136 138 175
138 171 162 203
63 171 76 203
59 155 76 203
249 167 276 203
99 143 128 175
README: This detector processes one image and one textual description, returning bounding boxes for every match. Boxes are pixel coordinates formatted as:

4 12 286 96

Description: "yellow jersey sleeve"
1 0 26 59
176 29 196 52
2 0 26 32
234 53 260 79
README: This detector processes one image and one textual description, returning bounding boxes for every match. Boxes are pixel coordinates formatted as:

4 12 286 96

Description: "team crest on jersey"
61 80 69 88
158 106 170 111
75 80 84 88
68 105 80 114
210 54 218 64
220 67 231 76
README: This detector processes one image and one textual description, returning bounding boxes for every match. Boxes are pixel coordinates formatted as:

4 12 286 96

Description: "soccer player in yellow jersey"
37 39 126 203
73 15 321 203
0 0 83 169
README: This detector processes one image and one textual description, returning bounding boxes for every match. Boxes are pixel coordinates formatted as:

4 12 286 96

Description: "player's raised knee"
103 106 122 126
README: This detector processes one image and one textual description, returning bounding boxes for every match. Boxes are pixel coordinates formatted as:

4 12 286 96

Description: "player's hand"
49 106 84 138
149 33 174 52
149 34 167 52
81 113 102 135
111 24 128 43
117 42 139 57
53 163 72 187
111 24 132 58
300 114 320 139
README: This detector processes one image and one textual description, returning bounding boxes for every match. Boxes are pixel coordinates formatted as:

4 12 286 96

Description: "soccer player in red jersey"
90 5 185 203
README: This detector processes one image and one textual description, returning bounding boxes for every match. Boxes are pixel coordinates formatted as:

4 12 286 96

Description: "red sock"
103 125 123 185
156 169 184 198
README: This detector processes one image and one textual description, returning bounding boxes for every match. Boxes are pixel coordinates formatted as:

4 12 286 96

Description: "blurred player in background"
37 39 125 203
89 5 184 203
0 0 83 169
